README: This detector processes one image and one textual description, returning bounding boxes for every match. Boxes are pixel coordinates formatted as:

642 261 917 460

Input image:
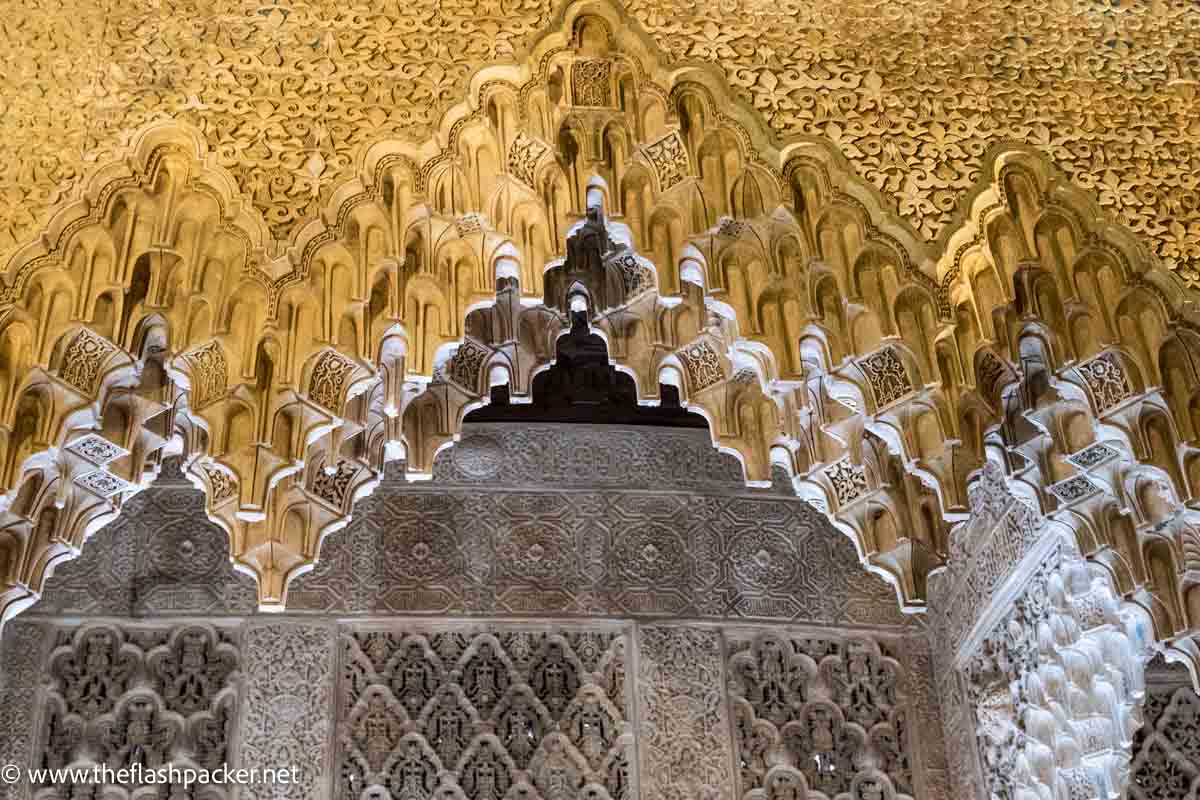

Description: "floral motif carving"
311 459 360 509
508 132 549 188
610 252 655 298
239 622 333 800
183 342 228 410
859 348 912 409
642 132 689 191
58 329 116 396
0 622 48 800
447 339 490 391
1077 352 1133 414
74 469 133 499
678 341 723 392
571 59 612 107
454 212 486 237
825 457 868 507
637 625 735 800
200 464 237 505
1065 442 1120 471
309 350 357 414
1049 474 1100 505
64 434 127 466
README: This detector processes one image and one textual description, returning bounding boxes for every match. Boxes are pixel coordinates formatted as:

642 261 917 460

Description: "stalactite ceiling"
1 0 1199 676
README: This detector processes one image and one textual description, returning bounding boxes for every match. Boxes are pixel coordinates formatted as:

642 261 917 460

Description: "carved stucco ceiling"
1 0 1199 288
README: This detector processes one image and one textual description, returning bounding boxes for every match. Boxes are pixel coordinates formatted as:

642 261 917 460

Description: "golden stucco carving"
3 0 1200 291
0 0 1199 675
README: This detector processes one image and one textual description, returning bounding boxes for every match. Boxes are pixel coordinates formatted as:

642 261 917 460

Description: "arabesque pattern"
0 0 1199 688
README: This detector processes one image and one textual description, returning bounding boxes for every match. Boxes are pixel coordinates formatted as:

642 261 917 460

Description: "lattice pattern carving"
64 434 128 466
32 623 238 798
1077 352 1134 414
182 342 229 410
859 348 912 409
337 625 633 799
728 631 914 800
1130 678 1200 799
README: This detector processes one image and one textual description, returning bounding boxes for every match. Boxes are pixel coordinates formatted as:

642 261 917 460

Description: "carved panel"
0 621 48 800
437 424 743 488
1065 442 1120 471
678 341 723 392
825 457 868 506
64 433 128 466
859 347 913 409
311 459 361 510
447 339 490 391
31 622 238 798
571 59 613 106
309 350 358 413
30 469 257 617
239 622 334 800
200 463 238 505
183 342 229 410
1077 352 1134 414
727 630 914 800
642 132 689 191
289 447 907 628
609 252 655 298
637 625 735 800
508 132 549 188
932 462 1047 655
1130 671 1200 799
59 329 116 396
337 623 632 799
1048 474 1101 504
74 469 133 499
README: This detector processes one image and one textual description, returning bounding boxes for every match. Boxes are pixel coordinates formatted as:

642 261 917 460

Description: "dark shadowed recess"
466 310 707 427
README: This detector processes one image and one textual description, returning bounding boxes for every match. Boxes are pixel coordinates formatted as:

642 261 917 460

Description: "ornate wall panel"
0 621 48 800
1 616 946 799
726 629 913 800
1130 661 1200 799
9 621 241 800
337 623 633 799
238 621 336 800
635 625 735 800
287 425 908 627
30 460 257 618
